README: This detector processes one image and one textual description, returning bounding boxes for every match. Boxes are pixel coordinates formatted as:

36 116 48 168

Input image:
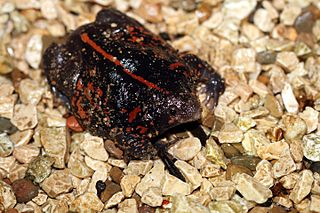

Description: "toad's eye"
169 108 177 116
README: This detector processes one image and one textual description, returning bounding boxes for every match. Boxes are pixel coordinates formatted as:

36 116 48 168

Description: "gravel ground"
1 0 320 212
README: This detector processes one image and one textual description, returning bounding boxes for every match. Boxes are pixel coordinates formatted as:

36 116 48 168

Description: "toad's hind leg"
154 140 186 182
119 133 185 181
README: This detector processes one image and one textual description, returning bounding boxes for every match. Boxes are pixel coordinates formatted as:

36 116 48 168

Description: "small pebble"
100 180 122 203
40 127 67 168
221 144 241 158
231 155 261 171
118 198 138 213
289 170 314 204
81 133 108 161
256 50 277 65
0 117 17 134
96 180 106 198
264 94 283 118
0 133 14 157
120 175 141 197
208 200 244 213
40 169 73 198
294 8 316 33
141 187 163 207
170 0 197 11
303 134 320 162
170 137 201 161
109 167 124 184
218 123 243 143
12 144 39 164
24 34 43 69
11 104 38 131
104 140 123 159
226 164 253 180
26 155 55 183
12 178 39 203
232 173 272 204
66 116 83 132
162 172 191 196
69 192 104 212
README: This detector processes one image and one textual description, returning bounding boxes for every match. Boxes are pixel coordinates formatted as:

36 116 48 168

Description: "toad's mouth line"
80 33 169 94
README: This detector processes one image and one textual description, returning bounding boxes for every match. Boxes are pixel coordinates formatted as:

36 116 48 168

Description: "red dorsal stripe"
80 33 166 93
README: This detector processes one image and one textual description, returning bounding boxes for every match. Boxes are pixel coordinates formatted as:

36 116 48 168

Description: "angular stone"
9 129 33 146
242 129 270 156
107 158 127 169
232 173 272 204
231 155 261 171
70 192 104 212
236 116 256 131
289 170 314 204
25 34 42 69
254 160 274 188
226 164 253 180
254 9 274 32
289 139 304 162
303 134 320 161
206 137 227 169
141 187 163 207
170 137 201 161
281 83 299 114
81 133 108 161
276 51 299 71
68 148 94 178
18 79 44 105
310 195 320 213
0 181 16 209
83 158 111 176
40 127 67 168
283 114 307 142
200 163 222 178
32 190 48 206
208 200 244 213
171 194 209 213
280 5 301 26
135 160 164 196
40 170 73 198
123 160 153 176
257 141 290 160
279 172 299 189
272 154 296 178
232 48 256 73
11 104 37 131
218 123 243 143
40 0 58 20
118 199 138 213
0 133 13 157
175 160 202 190
105 191 125 209
249 79 270 97
264 94 283 118
13 144 39 164
26 155 54 183
0 95 15 119
209 186 236 201
299 107 319 134
162 172 191 196
120 175 140 197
